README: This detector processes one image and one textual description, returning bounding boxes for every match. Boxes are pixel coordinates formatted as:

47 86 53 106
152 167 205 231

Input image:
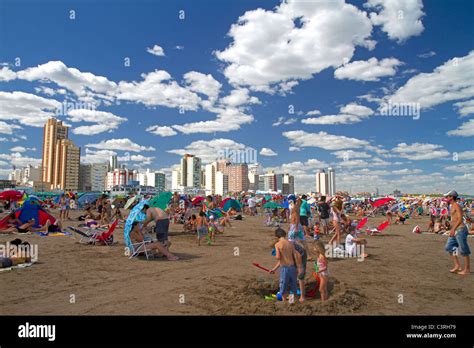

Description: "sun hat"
443 190 458 198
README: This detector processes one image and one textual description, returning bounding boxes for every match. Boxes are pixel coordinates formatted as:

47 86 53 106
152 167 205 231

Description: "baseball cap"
443 190 458 198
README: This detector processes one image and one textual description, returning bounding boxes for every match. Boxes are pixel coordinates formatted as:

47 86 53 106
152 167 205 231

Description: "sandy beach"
0 209 472 316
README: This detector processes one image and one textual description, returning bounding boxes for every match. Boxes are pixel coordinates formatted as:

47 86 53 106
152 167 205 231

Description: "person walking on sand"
444 190 471 275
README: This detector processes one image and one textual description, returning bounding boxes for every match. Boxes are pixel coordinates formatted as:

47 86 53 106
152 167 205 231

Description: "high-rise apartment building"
53 139 80 191
316 169 328 196
205 162 217 194
328 167 336 196
42 118 69 188
282 174 294 194
215 171 228 196
226 163 249 192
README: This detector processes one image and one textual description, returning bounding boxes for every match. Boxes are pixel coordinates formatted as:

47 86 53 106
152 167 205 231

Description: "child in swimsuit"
313 240 329 301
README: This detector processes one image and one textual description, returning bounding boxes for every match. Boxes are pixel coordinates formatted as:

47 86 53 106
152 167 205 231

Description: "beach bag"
412 225 421 234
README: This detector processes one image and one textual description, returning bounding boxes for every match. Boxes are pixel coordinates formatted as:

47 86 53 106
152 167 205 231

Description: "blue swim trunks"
279 265 297 296
445 225 471 256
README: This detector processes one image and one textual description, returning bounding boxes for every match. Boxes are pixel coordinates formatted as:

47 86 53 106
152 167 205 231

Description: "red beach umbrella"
0 190 23 201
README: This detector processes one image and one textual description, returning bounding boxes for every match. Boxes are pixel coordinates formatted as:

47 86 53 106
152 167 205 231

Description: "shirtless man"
444 190 470 275
141 204 171 249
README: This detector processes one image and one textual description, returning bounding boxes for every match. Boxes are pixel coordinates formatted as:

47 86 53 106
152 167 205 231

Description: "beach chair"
69 219 118 245
128 239 154 259
366 220 390 236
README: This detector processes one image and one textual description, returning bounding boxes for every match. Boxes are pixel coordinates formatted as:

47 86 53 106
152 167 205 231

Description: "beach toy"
264 296 275 301
271 248 276 256
252 262 272 273
271 294 277 299
276 292 283 301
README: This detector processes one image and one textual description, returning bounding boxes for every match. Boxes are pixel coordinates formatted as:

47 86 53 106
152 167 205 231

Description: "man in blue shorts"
444 190 471 275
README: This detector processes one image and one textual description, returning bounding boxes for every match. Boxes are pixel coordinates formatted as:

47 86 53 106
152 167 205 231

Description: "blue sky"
0 0 473 194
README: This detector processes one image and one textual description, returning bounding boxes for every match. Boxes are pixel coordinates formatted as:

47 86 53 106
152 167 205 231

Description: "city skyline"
0 0 473 194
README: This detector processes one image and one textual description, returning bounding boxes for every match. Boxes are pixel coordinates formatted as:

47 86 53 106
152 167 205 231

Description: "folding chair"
69 219 118 245
366 220 390 236
128 239 153 259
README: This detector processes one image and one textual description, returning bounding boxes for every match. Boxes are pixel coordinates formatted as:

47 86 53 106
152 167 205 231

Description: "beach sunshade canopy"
0 190 23 201
263 201 281 209
219 197 232 208
0 200 56 229
77 192 100 208
124 196 139 210
372 197 395 207
123 199 149 249
148 191 172 210
220 198 242 212
192 196 205 206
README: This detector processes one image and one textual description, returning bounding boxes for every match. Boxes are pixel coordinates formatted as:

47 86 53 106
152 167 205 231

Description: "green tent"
148 191 172 210
263 201 281 209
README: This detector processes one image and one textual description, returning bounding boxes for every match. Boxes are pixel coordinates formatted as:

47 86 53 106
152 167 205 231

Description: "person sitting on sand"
433 218 446 234
269 228 303 303
129 221 178 261
184 214 197 233
312 240 329 301
0 218 36 234
395 211 407 224
345 227 368 258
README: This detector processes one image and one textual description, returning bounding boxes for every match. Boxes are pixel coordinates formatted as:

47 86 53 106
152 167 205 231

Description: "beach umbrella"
356 217 368 229
124 196 139 210
372 197 395 207
192 196 205 206
219 197 231 208
77 192 100 208
389 203 403 212
263 201 281 209
0 190 23 201
148 191 172 210
220 198 242 212
123 199 148 250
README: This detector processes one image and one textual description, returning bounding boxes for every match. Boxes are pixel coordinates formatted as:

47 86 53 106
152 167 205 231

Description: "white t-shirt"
345 234 357 256
248 198 256 208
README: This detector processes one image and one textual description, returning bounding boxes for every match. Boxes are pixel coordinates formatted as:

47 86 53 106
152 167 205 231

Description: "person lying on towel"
0 239 32 268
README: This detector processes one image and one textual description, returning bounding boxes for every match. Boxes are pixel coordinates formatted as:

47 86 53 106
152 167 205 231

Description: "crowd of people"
0 188 472 303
